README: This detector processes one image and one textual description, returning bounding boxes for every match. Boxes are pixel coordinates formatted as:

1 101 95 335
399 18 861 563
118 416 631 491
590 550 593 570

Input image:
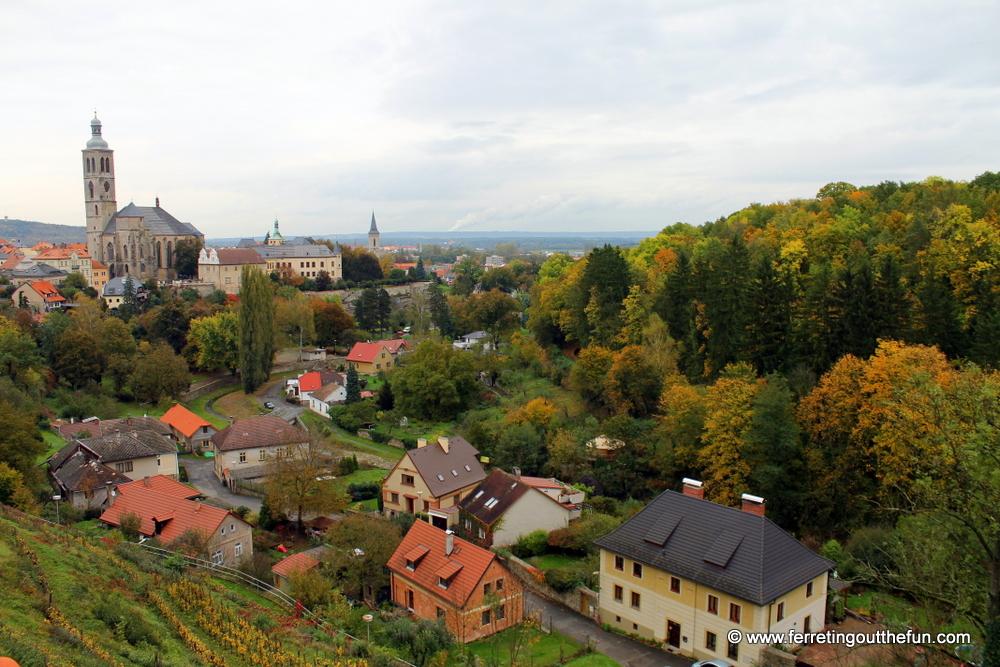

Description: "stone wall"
759 646 798 667
502 553 599 620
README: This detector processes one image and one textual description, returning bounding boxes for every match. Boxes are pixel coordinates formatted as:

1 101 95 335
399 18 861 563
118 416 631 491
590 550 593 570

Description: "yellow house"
381 436 486 529
594 479 833 666
345 342 393 375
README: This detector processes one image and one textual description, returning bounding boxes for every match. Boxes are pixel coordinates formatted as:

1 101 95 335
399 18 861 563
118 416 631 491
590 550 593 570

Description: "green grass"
461 626 581 667
299 411 405 460
186 383 241 429
562 653 620 667
38 429 66 463
845 586 977 639
529 554 588 571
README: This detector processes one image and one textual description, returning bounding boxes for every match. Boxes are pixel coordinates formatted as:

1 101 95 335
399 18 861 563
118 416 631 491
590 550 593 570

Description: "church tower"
368 211 380 252
82 114 117 263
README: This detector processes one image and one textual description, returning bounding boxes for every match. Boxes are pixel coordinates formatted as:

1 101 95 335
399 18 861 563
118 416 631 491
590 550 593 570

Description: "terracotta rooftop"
100 484 247 545
211 416 307 452
272 546 330 579
118 474 200 500
160 404 213 438
29 281 66 303
377 339 410 355
346 342 390 364
387 520 498 607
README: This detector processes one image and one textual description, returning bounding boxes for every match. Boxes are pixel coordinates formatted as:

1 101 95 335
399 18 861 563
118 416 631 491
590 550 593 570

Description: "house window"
613 585 623 602
221 527 226 536
481 609 491 626
436 607 445 619
806 581 814 597
729 603 741 624
235 542 243 557
727 640 739 660
496 578 503 591
632 562 642 578
202 426 210 434
438 577 451 589
776 601 785 622
670 577 681 594
406 590 414 609
115 461 133 473
706 631 717 652
478 528 486 539
402 474 415 486
707 594 719 614
391 493 399 503
231 524 235 531
259 450 266 461
157 457 161 467
212 551 223 565
804 615 811 634
630 591 640 610
484 583 491 596
497 604 505 620
239 452 247 463
465 519 472 530
614 555 624 571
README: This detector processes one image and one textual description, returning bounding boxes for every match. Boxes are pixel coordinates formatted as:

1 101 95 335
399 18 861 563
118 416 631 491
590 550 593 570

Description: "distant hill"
0 218 86 245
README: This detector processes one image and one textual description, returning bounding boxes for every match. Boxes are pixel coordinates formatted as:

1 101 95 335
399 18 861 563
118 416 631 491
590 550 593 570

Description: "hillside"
0 505 364 667
0 219 86 245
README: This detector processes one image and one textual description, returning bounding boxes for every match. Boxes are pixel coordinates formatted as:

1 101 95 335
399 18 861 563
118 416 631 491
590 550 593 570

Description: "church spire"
369 211 379 233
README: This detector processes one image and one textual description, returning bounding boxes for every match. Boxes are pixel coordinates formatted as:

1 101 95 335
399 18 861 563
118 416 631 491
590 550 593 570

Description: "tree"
118 277 140 321
453 289 520 349
0 396 45 474
378 379 395 410
264 433 346 534
307 299 352 350
354 288 379 333
314 270 332 292
0 461 26 505
376 289 392 334
238 264 276 394
52 328 104 388
187 310 240 372
491 423 546 476
381 618 453 667
0 318 43 382
605 345 662 417
100 316 138 393
63 272 88 291
427 283 453 337
323 513 403 599
150 298 190 352
415 257 427 280
119 511 142 541
569 346 614 409
342 248 383 283
698 363 761 508
173 237 203 278
345 364 361 404
128 341 192 403
274 291 315 348
393 340 479 421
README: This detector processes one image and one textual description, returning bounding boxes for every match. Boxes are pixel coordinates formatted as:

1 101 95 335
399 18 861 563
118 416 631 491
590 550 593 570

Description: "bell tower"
82 114 117 263
368 211 380 252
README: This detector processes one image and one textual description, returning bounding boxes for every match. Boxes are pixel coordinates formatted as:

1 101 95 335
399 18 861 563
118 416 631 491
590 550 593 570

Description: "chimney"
682 478 704 500
143 476 151 487
741 493 766 516
512 466 521 478
417 438 427 448
445 530 455 556
194 501 202 512
439 436 450 454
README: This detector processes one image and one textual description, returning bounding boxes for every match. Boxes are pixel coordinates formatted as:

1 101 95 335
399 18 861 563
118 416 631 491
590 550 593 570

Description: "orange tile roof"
100 484 245 544
0 255 24 271
30 281 66 303
211 416 307 452
118 474 200 500
298 371 323 393
388 519 497 607
36 248 90 260
377 339 410 354
160 404 213 438
346 342 389 364
272 551 322 579
92 260 108 270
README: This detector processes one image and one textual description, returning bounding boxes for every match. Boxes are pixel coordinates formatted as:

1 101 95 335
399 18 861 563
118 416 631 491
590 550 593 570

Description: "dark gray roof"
236 238 259 248
459 469 531 526
255 244 336 259
51 451 131 493
102 276 148 297
101 416 173 437
405 437 485 498
105 203 204 237
75 430 176 463
12 264 66 278
593 491 834 605
369 212 379 233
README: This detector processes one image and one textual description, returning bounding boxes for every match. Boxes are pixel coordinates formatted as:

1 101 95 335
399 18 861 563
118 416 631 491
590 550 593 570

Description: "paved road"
182 455 262 513
525 591 694 667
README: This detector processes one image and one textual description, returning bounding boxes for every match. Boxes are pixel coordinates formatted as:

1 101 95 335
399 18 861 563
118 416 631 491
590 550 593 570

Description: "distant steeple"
368 211 380 251
267 218 284 245
369 211 379 233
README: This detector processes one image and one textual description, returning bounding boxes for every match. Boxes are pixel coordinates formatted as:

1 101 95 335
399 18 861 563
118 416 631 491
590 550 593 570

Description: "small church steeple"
267 219 285 245
368 211 380 251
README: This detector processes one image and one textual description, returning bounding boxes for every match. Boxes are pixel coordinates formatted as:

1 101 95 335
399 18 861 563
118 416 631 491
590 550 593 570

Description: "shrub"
544 567 585 592
338 455 359 476
347 481 381 501
512 529 549 558
370 430 391 444
93 595 160 646
401 437 418 450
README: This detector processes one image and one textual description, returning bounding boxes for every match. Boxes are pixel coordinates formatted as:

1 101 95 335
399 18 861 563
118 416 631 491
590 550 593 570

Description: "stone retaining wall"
502 553 599 620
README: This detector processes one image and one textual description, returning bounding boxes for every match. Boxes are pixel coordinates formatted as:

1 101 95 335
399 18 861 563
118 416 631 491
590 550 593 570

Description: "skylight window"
484 498 499 509
451 469 458 476
473 490 484 499
465 465 472 472
437 474 445 481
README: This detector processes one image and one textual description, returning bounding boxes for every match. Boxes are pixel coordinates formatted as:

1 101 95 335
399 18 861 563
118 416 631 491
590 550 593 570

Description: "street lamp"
52 495 61 526
362 614 374 643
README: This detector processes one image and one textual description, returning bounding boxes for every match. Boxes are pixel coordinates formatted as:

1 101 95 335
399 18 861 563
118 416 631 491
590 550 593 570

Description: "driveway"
525 591 693 667
182 455 262 513
258 377 306 422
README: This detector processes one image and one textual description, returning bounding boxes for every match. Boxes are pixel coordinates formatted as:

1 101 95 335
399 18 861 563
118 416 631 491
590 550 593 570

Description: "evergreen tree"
968 279 1000 369
795 263 841 372
838 260 879 359
345 364 361 404
872 253 908 342
118 277 140 322
427 283 453 337
415 257 427 280
748 255 793 375
376 288 392 334
701 237 750 377
238 264 276 394
915 273 965 358
378 378 395 410
354 288 378 332
17 292 27 309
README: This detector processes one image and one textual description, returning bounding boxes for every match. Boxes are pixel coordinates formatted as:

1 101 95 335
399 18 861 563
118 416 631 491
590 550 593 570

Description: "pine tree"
354 288 378 332
748 255 793 375
415 257 427 280
378 378 395 410
238 264 276 394
345 364 361 404
118 276 140 322
427 283 453 337
872 253 908 342
376 289 392 334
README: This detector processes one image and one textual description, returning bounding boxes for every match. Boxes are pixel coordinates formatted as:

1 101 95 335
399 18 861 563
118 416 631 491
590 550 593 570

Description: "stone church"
82 115 203 281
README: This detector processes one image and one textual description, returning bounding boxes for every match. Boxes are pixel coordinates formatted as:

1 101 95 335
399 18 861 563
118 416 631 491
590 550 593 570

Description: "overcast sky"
3 1 999 239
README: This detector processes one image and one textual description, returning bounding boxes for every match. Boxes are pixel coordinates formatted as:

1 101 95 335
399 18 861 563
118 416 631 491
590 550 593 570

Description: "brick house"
388 520 524 643
381 436 486 529
594 479 833 665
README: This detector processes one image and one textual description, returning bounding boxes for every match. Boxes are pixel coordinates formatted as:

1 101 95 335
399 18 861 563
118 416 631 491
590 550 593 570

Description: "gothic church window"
89 182 94 198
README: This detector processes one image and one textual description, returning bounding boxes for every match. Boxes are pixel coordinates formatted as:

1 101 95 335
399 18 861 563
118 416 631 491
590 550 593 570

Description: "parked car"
263 401 275 410
691 660 734 667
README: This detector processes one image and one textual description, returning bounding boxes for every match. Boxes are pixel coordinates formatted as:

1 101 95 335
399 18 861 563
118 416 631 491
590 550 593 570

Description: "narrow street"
182 455 262 513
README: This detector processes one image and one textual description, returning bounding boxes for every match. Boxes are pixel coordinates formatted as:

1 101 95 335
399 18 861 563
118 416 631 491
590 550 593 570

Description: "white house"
308 382 347 418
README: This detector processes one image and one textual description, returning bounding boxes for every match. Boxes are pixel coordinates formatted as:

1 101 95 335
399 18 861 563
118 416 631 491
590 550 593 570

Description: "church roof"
105 203 203 238
256 244 335 259
369 212 379 233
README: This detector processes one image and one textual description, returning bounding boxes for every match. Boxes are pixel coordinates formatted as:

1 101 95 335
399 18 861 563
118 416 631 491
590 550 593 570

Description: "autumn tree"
606 344 662 417
322 513 403 599
392 340 479 421
263 430 346 534
569 346 614 409
698 363 761 507
0 400 45 476
312 298 354 347
172 237 203 278
52 328 104 388
238 264 276 393
453 289 521 349
427 283 453 337
187 310 240 373
128 341 192 403
100 316 139 393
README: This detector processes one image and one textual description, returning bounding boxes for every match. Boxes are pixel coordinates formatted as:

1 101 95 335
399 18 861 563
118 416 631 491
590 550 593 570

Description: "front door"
667 620 681 649
406 497 415 513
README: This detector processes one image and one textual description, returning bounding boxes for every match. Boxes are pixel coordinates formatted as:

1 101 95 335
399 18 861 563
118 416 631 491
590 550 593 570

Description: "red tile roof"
388 520 497 607
215 248 265 265
519 476 565 490
36 248 90 260
298 371 323 393
160 404 213 438
272 551 322 579
92 260 108 270
346 342 390 364
211 416 308 452
377 339 410 355
100 484 245 544
30 281 66 303
118 474 200 500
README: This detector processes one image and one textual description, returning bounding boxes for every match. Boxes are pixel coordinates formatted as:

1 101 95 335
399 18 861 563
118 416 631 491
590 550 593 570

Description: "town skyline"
3 1 998 238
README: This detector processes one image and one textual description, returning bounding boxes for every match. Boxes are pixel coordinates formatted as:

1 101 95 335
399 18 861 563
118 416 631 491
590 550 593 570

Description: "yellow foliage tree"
698 363 761 507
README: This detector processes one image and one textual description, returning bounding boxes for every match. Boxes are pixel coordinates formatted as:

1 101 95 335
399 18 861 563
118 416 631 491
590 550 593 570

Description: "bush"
370 430 391 444
544 567 585 593
338 454 359 476
347 481 381 501
93 595 160 646
512 529 549 558
401 437 418 450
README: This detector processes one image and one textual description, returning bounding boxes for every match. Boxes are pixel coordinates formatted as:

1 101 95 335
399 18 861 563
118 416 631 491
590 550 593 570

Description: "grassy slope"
0 506 360 667
459 626 581 667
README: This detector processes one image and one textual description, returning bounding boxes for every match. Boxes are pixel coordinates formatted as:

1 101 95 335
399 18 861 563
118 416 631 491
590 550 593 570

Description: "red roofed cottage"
345 342 393 375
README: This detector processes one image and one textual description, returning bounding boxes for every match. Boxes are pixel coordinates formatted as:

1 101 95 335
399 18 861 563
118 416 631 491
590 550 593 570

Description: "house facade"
51 429 180 483
308 382 347 418
160 404 218 452
382 436 486 529
388 520 524 643
11 280 66 313
197 247 267 295
211 416 309 483
459 470 576 547
345 342 393 375
594 479 833 665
